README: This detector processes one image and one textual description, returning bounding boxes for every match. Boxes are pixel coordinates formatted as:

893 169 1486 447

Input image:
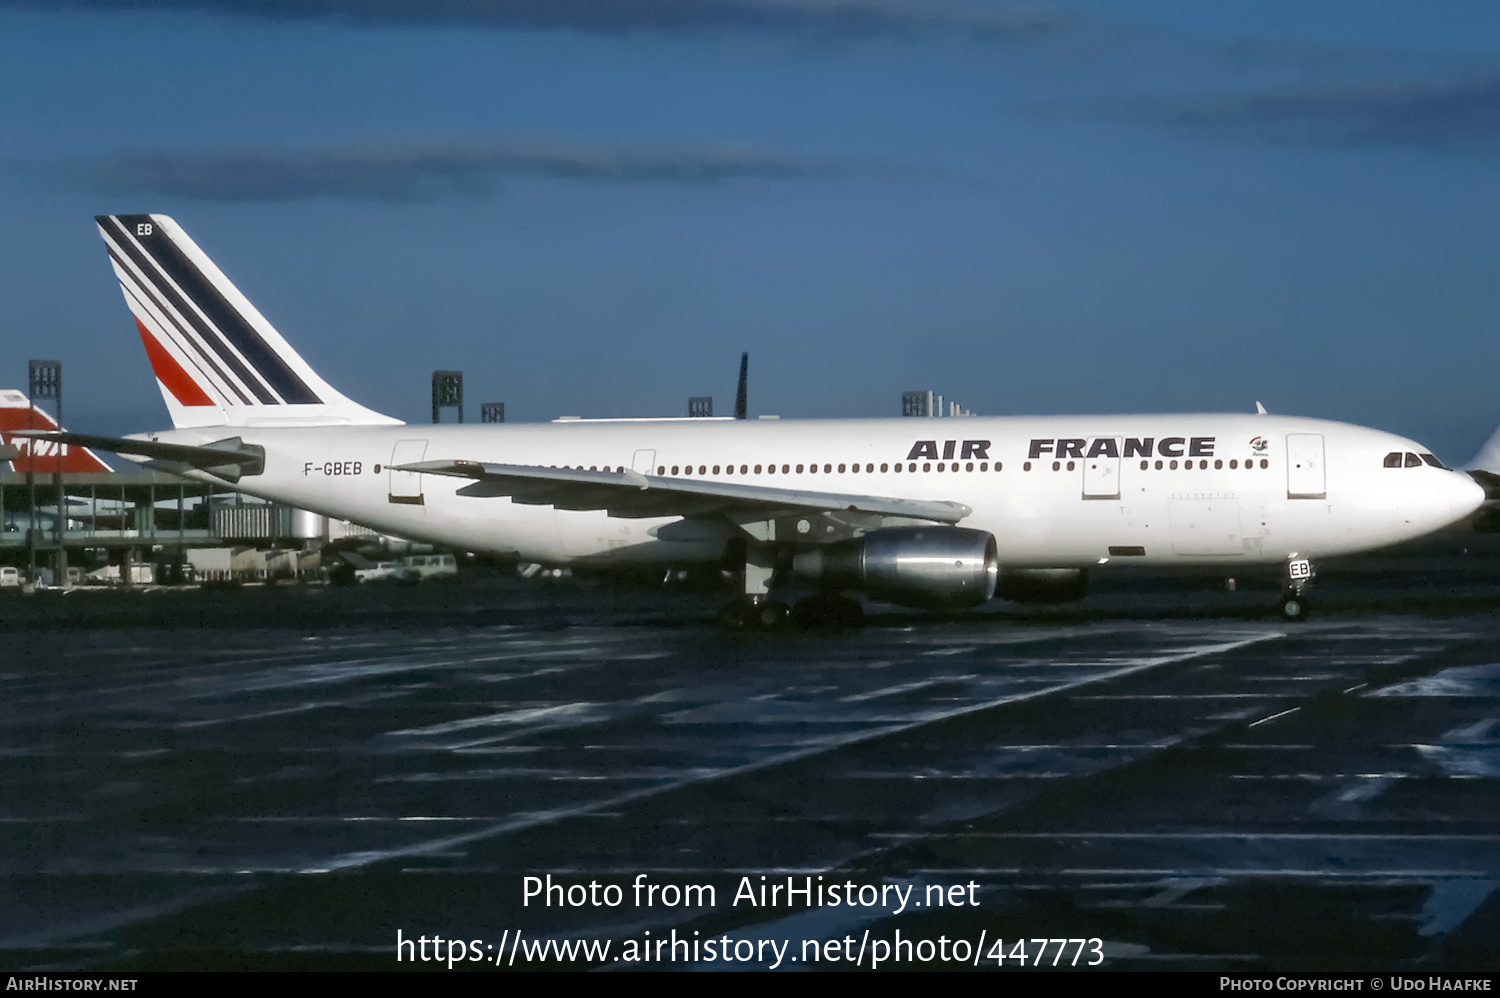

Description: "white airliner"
28 214 1495 626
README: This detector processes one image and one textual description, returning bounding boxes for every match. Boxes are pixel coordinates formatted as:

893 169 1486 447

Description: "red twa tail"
0 390 112 473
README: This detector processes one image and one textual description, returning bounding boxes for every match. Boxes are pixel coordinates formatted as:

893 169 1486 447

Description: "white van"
0 567 19 588
402 553 458 581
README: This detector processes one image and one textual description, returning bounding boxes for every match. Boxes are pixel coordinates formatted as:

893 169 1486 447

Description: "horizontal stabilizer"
14 431 265 483
397 459 972 524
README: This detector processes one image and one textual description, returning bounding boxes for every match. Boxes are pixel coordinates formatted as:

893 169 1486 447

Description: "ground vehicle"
355 561 407 584
402 554 457 581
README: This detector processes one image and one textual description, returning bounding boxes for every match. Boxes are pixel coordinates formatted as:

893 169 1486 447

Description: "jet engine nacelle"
793 526 998 609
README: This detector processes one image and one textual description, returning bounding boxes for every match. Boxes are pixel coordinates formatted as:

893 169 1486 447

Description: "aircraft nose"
1450 471 1487 522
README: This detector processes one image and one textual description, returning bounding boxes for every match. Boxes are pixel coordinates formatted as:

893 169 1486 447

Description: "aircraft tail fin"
0 390 112 473
95 215 402 430
1463 426 1500 475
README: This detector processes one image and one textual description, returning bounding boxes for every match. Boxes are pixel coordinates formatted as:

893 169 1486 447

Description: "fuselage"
141 412 1486 573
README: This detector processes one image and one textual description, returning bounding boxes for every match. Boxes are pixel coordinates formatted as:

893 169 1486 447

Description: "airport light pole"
29 360 62 585
432 370 463 423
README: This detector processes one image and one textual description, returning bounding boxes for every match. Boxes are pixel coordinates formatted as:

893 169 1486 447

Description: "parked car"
355 561 407 584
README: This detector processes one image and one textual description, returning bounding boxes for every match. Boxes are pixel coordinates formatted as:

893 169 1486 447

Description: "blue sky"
4 1 1500 461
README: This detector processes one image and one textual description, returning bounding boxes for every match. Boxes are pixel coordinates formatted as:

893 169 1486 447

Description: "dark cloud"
1128 74 1500 160
84 142 890 200
0 0 1057 42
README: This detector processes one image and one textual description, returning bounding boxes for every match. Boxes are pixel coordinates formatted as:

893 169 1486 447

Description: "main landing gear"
718 592 864 631
717 595 791 631
1278 555 1315 622
716 540 863 631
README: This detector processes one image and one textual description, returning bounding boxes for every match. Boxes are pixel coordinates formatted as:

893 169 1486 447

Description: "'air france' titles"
904 437 1219 462
1028 437 1216 460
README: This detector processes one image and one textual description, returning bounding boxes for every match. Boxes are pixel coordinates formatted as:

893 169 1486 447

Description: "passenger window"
657 466 665 475
1154 460 1162 470
839 464 846 473
1140 460 1148 470
1051 461 1060 471
1230 459 1238 469
1405 452 1421 468
1260 459 1268 468
881 463 889 472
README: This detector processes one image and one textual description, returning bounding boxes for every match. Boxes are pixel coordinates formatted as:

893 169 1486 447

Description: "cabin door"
389 439 429 505
1286 434 1326 499
1082 437 1122 499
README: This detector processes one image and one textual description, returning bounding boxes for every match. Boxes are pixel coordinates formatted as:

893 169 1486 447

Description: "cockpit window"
1383 452 1403 468
1421 453 1447 469
1405 452 1422 468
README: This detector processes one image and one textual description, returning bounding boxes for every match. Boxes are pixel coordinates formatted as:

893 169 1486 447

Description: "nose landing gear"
1279 555 1315 621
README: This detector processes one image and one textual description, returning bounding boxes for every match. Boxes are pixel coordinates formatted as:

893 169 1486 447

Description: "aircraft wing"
397 460 972 524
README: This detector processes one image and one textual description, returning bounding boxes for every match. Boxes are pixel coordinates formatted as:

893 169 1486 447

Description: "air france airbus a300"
29 214 1497 626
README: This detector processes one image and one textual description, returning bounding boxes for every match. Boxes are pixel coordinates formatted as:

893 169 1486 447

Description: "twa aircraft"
0 390 111 474
27 214 1494 626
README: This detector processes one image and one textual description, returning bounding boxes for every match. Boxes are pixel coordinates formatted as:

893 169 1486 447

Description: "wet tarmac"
2 539 1499 972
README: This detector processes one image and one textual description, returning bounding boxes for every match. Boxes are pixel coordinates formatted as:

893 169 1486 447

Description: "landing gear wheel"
1279 593 1310 622
791 593 865 631
718 597 792 631
755 600 791 630
717 599 754 630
